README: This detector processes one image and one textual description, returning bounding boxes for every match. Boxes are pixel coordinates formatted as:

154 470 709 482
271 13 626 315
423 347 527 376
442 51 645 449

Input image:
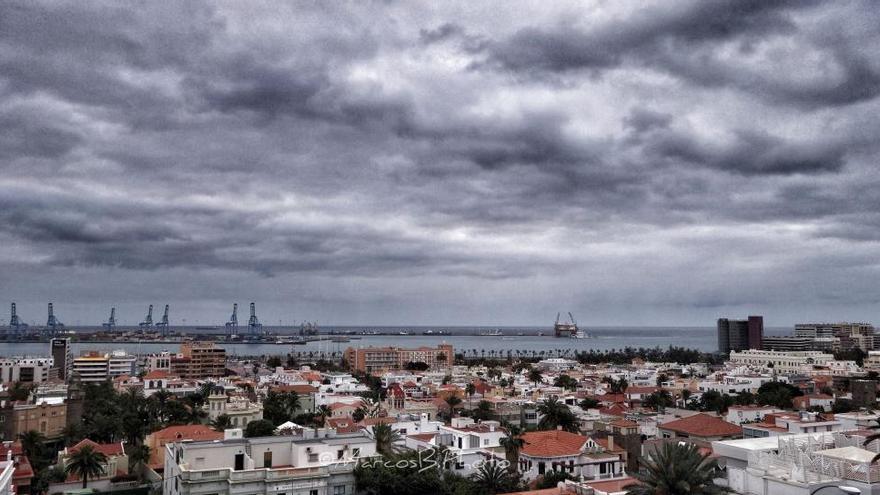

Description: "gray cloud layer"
1 0 879 326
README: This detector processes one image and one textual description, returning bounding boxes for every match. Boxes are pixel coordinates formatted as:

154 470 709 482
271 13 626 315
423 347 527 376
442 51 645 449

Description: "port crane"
139 305 154 328
103 307 116 330
8 302 28 338
247 302 262 335
45 303 64 336
156 304 170 335
225 303 239 337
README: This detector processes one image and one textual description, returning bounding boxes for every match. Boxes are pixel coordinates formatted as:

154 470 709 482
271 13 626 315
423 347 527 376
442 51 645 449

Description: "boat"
331 336 350 343
479 329 503 337
422 329 450 336
398 330 412 336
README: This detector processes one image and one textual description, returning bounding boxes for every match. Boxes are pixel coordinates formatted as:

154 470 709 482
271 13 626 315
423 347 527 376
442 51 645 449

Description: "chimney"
608 435 614 451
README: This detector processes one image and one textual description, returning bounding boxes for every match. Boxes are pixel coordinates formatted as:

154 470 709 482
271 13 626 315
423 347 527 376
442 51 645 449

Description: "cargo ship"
554 312 579 338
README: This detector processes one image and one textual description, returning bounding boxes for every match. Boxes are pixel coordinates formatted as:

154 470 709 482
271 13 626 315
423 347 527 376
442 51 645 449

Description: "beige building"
173 342 226 379
2 401 67 441
344 344 453 373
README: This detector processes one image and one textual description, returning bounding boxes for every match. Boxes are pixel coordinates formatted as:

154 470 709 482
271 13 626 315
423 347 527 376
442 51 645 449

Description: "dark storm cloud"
1 0 879 324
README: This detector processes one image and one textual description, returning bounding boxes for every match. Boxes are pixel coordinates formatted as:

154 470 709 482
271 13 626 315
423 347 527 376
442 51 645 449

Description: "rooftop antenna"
103 307 116 330
248 302 262 335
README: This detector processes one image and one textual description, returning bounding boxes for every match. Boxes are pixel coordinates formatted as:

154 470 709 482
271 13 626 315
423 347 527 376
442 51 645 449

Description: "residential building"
761 336 814 352
164 429 376 495
741 412 841 438
0 441 34 495
657 413 742 446
517 430 626 482
714 432 880 495
145 424 224 472
725 405 782 425
0 450 15 495
50 338 72 381
851 379 877 408
206 388 263 429
717 316 763 353
344 344 453 373
270 384 318 413
728 350 836 374
796 322 875 352
174 341 227 379
53 439 128 493
71 350 136 382
0 358 53 384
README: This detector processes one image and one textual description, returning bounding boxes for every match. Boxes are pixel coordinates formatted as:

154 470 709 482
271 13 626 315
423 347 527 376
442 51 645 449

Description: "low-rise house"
145 425 224 472
518 430 626 482
54 439 128 492
742 412 841 438
206 388 263 428
792 394 835 412
725 405 783 425
657 413 742 445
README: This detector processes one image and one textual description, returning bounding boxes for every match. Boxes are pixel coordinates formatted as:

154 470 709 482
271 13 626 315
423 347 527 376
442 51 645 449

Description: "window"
337 450 344 460
483 439 489 445
309 453 319 462
538 462 545 475
234 453 244 471
352 448 360 457
264 451 272 468
333 486 345 495
310 490 319 495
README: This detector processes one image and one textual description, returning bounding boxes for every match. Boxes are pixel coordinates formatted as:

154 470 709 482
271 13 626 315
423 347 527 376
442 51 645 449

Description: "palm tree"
210 414 232 431
499 424 524 474
372 422 402 456
471 459 514 494
528 369 543 387
444 396 462 420
65 444 108 489
625 442 729 495
537 397 579 432
127 444 151 480
19 430 45 468
465 383 476 409
315 405 332 433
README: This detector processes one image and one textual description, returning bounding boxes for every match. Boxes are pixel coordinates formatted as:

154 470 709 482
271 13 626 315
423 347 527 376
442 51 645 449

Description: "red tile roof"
69 439 125 457
144 370 170 380
659 414 742 438
585 476 639 494
521 430 588 458
272 384 318 394
150 425 224 442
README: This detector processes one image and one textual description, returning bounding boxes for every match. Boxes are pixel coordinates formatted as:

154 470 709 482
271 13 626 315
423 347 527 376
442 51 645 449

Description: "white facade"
164 430 376 495
728 350 835 374
0 357 54 384
0 452 14 495
72 350 136 382
726 406 783 425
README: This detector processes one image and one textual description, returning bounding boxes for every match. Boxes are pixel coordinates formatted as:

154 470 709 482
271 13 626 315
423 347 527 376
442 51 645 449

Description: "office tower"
718 316 764 353
50 337 72 381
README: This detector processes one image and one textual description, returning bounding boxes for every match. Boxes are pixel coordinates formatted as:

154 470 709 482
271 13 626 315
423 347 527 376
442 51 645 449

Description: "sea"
0 326 792 358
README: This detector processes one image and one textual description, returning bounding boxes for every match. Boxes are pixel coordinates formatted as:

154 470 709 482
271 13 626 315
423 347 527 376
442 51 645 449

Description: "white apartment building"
742 412 841 438
713 432 880 495
728 350 836 374
72 350 136 382
698 375 775 395
403 417 507 476
0 357 54 384
164 429 376 495
536 358 578 372
0 451 14 495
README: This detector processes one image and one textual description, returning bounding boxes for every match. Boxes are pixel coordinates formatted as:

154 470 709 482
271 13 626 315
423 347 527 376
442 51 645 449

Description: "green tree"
643 390 675 411
127 444 151 480
554 374 578 391
756 381 803 409
444 395 462 420
537 397 579 432
579 397 600 409
372 422 402 456
471 400 494 422
266 355 283 368
19 430 46 470
470 460 519 494
528 369 543 387
263 390 301 425
500 424 524 474
65 444 108 489
537 470 573 489
625 442 730 495
244 419 276 438
210 414 232 431
465 383 477 409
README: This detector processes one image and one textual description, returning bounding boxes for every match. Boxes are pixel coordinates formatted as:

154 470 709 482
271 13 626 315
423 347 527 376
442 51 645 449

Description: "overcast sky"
1 1 879 327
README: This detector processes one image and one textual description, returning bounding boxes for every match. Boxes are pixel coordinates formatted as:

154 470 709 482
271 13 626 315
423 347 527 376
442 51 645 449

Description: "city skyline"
2 1 880 326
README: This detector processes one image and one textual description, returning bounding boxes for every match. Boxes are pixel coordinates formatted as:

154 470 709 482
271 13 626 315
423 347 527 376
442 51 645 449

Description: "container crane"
156 304 170 335
139 305 154 328
225 303 239 336
46 303 64 336
8 302 27 338
103 307 116 330
247 302 262 335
